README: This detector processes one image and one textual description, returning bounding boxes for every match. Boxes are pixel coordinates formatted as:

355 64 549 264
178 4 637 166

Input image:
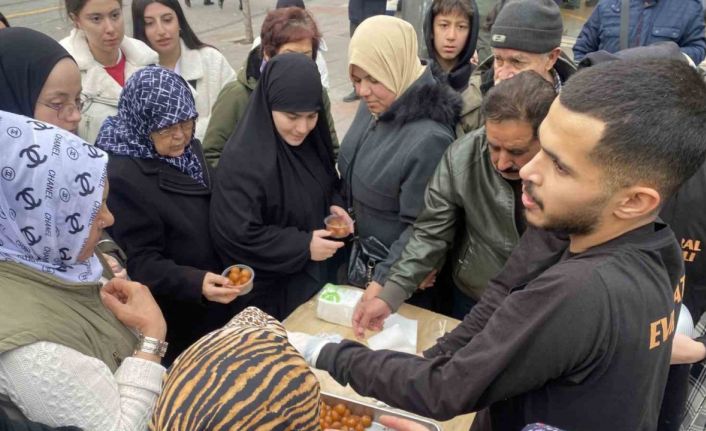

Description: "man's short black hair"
432 0 473 20
481 71 557 137
560 58 706 199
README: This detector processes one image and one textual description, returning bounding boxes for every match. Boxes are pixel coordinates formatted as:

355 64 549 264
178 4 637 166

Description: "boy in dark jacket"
423 0 479 92
290 58 706 430
423 0 481 136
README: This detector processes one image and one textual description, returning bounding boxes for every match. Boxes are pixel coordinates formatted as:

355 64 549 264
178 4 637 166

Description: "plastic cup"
324 214 353 239
221 264 255 295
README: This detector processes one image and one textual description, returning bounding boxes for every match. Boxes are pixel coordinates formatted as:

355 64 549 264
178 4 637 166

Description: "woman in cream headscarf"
338 16 461 303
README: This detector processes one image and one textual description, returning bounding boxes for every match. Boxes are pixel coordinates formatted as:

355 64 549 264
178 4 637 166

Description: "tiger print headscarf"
150 307 321 431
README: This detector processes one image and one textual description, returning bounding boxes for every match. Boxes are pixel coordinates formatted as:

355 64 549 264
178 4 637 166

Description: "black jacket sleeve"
424 227 569 358
317 259 607 421
210 166 312 275
108 173 206 303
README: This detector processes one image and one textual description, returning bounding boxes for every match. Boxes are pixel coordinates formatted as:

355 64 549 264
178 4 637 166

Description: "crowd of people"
0 0 705 430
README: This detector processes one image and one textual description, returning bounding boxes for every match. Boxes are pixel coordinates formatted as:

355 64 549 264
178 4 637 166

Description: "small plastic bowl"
324 214 353 239
221 264 255 295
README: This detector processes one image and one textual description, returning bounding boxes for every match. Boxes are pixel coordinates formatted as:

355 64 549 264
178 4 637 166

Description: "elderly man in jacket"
573 0 706 65
459 0 576 132
354 71 556 332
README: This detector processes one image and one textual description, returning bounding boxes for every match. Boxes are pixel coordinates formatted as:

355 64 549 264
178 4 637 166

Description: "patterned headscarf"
95 66 204 185
0 110 107 283
151 307 321 431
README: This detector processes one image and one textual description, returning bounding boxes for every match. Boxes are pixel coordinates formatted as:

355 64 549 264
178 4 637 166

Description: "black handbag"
347 235 390 287
344 136 390 287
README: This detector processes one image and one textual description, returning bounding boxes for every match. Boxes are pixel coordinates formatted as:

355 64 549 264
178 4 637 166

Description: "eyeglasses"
39 100 84 121
154 119 195 137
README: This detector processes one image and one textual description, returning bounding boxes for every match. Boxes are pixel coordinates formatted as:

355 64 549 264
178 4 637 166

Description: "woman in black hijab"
0 27 82 134
210 53 350 320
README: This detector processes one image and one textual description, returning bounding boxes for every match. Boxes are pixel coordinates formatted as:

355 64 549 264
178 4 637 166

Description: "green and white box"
316 284 364 327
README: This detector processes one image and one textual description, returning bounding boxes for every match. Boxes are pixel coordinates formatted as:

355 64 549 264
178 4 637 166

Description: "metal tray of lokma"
321 391 442 431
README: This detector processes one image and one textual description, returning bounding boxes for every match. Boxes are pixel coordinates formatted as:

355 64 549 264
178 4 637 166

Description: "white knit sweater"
0 342 165 431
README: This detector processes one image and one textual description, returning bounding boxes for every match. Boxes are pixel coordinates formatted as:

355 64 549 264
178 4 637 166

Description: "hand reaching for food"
286 331 342 366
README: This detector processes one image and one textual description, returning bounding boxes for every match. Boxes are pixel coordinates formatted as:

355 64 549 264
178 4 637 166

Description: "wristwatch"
135 334 168 358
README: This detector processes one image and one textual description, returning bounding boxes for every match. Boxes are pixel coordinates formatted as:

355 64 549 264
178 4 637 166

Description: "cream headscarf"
348 15 426 99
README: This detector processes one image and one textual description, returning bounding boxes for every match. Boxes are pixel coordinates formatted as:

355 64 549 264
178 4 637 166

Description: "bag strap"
620 0 630 50
345 118 371 218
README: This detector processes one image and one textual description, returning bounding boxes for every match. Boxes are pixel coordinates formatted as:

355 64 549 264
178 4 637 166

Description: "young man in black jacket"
289 58 706 430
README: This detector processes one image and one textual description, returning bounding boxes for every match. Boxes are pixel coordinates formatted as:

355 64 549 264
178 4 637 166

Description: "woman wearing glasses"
96 66 245 365
0 27 82 135
60 0 158 144
0 27 130 279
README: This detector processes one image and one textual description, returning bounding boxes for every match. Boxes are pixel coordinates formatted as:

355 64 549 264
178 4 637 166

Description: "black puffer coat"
338 67 462 286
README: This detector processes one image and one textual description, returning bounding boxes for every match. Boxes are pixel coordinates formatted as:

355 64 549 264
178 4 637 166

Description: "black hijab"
423 0 479 92
211 53 337 276
0 27 74 117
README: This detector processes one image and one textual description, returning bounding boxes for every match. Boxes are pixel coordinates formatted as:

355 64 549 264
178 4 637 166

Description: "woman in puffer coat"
339 15 462 303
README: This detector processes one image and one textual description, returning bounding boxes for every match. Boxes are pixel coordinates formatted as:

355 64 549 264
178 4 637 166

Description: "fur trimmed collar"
378 68 462 128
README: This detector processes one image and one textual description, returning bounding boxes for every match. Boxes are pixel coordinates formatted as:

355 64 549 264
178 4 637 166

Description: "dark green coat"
380 127 521 309
201 47 339 167
0 261 136 372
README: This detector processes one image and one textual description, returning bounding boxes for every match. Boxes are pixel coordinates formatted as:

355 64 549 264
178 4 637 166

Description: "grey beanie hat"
491 0 563 53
